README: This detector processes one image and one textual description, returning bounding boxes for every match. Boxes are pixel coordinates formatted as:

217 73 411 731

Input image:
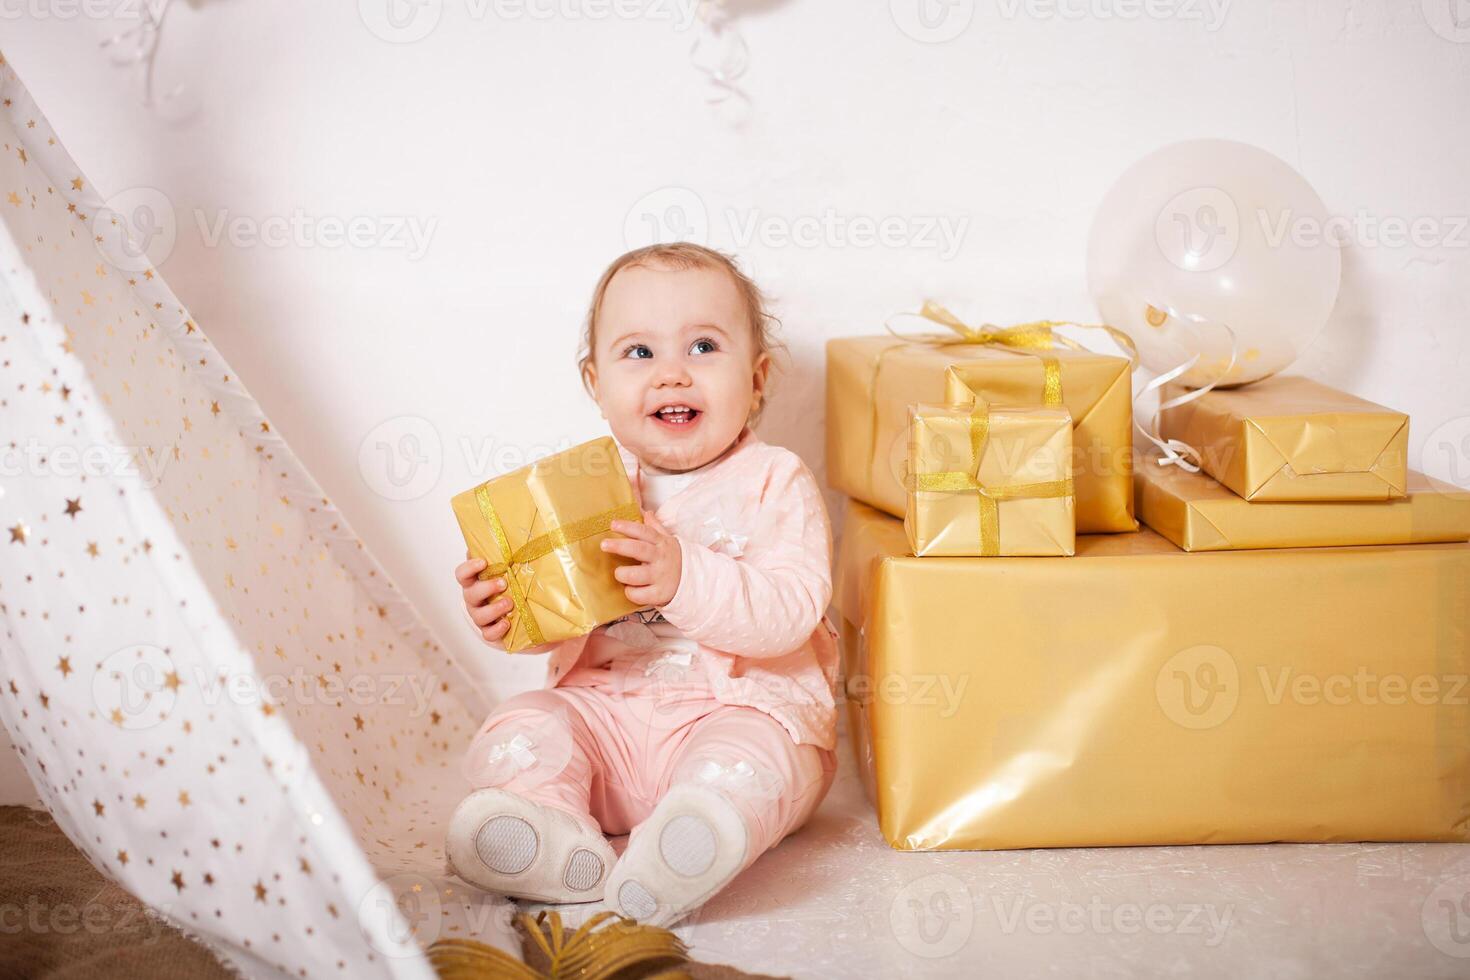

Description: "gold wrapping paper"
826 336 1135 533
450 437 642 653
1158 375 1409 501
834 497 1470 850
1136 450 1470 552
905 402 1075 556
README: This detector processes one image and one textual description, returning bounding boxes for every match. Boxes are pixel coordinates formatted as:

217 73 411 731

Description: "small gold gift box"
1158 375 1409 501
905 402 1075 556
450 437 642 653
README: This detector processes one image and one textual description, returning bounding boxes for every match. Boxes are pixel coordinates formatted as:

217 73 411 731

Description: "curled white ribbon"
99 0 188 111
689 0 750 105
1133 302 1239 473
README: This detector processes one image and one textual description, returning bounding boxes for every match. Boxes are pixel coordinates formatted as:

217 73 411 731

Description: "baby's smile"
649 402 702 429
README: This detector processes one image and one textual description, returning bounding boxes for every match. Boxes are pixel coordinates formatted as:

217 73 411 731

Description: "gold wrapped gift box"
1158 375 1409 501
906 402 1075 557
826 335 1136 533
450 437 642 653
1136 450 1470 552
834 497 1470 850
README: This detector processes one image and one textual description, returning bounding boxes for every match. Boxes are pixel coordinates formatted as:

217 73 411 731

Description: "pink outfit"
464 427 839 864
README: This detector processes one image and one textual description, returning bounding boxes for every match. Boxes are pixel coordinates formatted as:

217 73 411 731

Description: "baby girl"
445 243 839 926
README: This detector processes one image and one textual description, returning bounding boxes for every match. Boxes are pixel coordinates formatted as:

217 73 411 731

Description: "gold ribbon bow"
891 301 1066 408
910 401 1074 557
890 299 1139 403
474 486 640 648
904 299 1139 363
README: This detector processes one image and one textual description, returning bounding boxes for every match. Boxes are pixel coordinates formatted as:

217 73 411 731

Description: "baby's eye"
689 337 719 356
622 344 652 360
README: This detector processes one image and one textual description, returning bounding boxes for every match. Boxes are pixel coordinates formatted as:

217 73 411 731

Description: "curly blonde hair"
577 243 784 425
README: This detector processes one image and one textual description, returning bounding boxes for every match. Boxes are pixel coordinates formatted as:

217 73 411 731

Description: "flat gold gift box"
826 335 1136 533
1136 450 1470 552
835 497 1470 850
906 402 1075 557
1158 375 1409 501
450 437 642 653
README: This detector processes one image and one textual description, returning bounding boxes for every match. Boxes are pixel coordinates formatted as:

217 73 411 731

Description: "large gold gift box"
450 437 642 653
906 402 1075 556
1136 451 1470 552
835 498 1470 850
1158 375 1409 501
826 335 1136 534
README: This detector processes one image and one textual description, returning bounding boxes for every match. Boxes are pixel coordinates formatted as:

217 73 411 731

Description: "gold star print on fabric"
0 87 487 974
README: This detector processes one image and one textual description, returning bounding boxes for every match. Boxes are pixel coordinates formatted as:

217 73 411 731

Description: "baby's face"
587 261 768 473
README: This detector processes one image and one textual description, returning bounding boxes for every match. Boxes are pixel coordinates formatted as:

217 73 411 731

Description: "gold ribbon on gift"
890 299 1141 400
909 401 1074 557
871 300 1140 473
474 486 641 648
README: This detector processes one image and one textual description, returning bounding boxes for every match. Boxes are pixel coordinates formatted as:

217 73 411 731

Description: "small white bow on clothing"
697 507 749 558
484 732 538 772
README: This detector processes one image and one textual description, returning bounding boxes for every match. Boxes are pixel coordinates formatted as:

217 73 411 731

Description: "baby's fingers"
455 557 488 587
601 536 656 563
462 575 506 607
609 518 660 543
470 596 513 627
613 563 654 586
480 619 511 644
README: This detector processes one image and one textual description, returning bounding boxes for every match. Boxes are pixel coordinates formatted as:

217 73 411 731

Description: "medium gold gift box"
1136 450 1470 552
906 402 1075 556
835 497 1470 850
1158 375 1409 501
826 333 1135 533
450 437 642 653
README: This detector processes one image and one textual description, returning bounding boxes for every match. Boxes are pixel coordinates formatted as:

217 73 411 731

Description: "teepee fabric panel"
0 52 511 978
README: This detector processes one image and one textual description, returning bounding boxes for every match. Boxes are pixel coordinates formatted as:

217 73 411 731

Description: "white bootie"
604 784 749 927
445 788 616 903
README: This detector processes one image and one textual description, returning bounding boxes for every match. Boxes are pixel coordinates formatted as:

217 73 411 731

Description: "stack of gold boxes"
827 312 1470 851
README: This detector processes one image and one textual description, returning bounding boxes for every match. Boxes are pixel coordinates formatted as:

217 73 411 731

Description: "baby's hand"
602 511 683 608
455 550 513 645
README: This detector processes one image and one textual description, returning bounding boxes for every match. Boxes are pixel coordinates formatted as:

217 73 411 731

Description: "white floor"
635 721 1470 979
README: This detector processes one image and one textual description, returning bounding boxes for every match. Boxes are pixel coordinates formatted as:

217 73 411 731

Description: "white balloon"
1088 139 1341 387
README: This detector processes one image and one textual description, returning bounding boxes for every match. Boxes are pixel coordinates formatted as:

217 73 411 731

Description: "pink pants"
463 654 837 876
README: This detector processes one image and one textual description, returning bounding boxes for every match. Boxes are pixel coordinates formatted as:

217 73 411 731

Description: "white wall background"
3 1 1469 799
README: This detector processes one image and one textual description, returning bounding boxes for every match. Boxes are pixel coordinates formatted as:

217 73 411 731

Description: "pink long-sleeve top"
511 427 840 751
